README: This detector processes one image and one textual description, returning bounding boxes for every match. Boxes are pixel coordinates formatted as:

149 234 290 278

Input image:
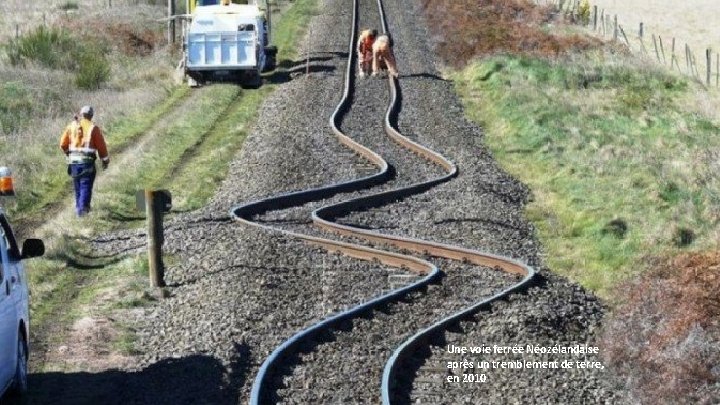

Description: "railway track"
231 0 536 403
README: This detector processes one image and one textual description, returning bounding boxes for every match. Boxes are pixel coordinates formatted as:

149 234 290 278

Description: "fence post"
716 53 719 87
145 190 166 288
659 36 666 65
685 44 691 74
619 25 630 47
167 0 175 44
613 15 618 41
592 5 598 30
638 25 647 54
639 22 644 39
691 49 700 79
671 37 677 70
707 49 712 86
652 35 661 63
574 0 579 18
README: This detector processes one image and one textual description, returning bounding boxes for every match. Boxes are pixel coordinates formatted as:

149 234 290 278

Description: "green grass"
5 26 111 89
452 54 720 297
271 0 318 61
58 1 79 10
27 251 153 370
167 88 269 210
74 48 111 89
90 84 242 227
5 27 77 70
0 81 33 133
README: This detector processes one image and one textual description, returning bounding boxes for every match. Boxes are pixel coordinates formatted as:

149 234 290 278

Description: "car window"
0 215 20 260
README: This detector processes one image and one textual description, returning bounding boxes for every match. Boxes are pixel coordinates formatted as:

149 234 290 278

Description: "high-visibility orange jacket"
60 118 109 163
357 30 375 57
372 35 398 77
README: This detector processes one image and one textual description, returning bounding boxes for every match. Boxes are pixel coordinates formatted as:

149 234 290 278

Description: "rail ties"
232 0 536 403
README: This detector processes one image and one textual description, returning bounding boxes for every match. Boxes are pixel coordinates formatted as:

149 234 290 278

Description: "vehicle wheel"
264 45 278 58
11 334 28 395
263 55 277 72
263 46 278 72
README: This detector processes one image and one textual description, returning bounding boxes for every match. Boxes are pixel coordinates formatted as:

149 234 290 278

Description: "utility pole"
168 0 176 44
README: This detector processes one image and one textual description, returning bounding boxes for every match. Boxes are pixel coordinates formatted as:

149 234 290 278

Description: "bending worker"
372 34 398 78
357 29 377 77
60 106 109 217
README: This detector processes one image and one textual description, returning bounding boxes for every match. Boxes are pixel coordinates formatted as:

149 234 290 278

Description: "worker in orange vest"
59 106 109 217
372 34 398 78
357 29 377 77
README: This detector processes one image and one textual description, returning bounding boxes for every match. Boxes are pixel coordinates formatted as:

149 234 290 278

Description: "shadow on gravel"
265 64 338 84
44 236 131 270
22 348 250 405
276 52 348 69
106 206 146 223
264 54 346 84
399 72 448 81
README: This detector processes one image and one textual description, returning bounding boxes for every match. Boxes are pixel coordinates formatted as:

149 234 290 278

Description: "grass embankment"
25 0 318 372
453 55 720 297
428 0 720 399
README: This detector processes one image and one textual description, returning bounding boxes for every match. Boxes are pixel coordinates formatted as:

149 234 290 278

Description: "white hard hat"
80 105 94 116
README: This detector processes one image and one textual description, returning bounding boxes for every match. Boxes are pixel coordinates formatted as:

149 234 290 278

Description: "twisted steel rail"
233 0 536 403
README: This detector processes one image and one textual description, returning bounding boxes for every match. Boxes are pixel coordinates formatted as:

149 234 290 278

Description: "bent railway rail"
231 0 536 403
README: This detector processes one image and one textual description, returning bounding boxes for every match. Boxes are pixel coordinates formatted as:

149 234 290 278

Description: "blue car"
0 208 44 398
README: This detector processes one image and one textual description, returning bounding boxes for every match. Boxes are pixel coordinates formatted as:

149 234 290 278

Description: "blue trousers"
69 163 96 216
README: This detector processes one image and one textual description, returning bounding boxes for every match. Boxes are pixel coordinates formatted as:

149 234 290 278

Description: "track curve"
231 0 536 403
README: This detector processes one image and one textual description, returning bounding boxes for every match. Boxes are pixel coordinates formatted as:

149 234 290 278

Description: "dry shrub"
105 22 163 56
601 252 720 404
420 0 602 67
57 18 162 57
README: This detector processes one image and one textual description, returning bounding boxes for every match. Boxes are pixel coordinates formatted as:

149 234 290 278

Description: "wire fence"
535 0 719 88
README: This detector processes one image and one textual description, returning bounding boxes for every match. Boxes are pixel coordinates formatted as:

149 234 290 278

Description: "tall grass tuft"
5 27 76 70
0 82 33 134
5 26 111 89
74 48 111 90
58 1 79 10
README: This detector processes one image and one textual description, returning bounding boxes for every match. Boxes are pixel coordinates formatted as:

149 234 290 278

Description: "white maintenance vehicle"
182 0 277 87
